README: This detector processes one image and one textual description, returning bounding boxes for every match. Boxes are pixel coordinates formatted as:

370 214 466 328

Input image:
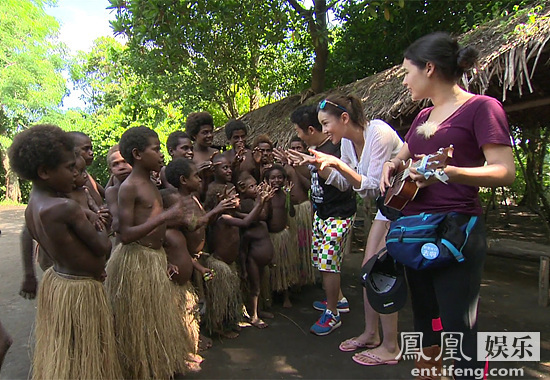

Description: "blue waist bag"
385 212 478 270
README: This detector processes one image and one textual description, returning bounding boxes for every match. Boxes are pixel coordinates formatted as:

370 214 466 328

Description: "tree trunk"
248 53 261 112
2 150 21 202
310 0 329 94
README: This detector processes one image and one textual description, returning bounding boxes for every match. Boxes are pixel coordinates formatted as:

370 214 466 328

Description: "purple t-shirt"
403 95 511 216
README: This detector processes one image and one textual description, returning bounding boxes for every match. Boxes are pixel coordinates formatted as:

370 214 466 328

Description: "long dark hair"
404 32 479 82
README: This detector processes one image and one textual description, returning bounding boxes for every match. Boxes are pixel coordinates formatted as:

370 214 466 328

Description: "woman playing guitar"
380 32 515 379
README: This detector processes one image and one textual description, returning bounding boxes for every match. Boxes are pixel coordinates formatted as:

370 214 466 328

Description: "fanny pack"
385 212 478 270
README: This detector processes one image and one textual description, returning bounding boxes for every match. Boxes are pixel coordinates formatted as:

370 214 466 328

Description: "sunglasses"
318 99 348 113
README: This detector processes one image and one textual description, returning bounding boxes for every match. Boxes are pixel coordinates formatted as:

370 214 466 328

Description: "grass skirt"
202 255 243 334
290 200 316 285
269 228 299 292
106 243 188 379
171 281 200 355
33 268 122 380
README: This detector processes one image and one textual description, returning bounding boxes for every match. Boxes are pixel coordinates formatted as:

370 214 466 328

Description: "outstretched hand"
309 148 341 171
287 149 316 166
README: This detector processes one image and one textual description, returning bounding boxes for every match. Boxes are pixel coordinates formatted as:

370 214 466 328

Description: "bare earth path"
1 205 549 379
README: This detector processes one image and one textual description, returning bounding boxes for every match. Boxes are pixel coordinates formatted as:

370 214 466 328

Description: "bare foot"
198 334 213 351
283 299 292 308
231 324 242 332
259 310 274 319
250 317 268 329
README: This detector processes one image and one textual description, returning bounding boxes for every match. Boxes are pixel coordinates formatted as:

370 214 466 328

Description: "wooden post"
538 256 549 307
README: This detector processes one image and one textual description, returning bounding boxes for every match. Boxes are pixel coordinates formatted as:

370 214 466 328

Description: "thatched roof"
214 1 550 146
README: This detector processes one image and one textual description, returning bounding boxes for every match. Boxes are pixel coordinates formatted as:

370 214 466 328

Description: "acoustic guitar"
384 146 454 211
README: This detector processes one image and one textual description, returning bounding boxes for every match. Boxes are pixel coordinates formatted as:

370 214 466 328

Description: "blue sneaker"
310 309 342 336
312 297 350 313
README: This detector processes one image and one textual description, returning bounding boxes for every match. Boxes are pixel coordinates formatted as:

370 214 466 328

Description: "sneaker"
312 297 350 313
310 309 342 336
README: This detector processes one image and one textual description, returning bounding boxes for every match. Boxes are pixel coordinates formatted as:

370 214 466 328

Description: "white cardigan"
326 119 403 199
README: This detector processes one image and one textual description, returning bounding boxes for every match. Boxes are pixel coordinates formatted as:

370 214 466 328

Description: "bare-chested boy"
263 165 299 308
160 188 203 363
185 112 219 199
160 131 194 189
106 126 188 379
8 124 121 379
223 119 255 183
68 131 104 205
104 144 132 238
164 157 243 338
237 173 275 328
274 137 316 286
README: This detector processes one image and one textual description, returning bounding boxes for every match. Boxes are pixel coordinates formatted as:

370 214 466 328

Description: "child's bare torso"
267 191 287 233
120 174 166 249
182 195 206 255
209 217 239 264
26 191 106 280
164 228 194 285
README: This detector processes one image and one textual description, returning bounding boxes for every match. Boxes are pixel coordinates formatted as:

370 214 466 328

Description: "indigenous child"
160 131 194 189
275 137 315 286
185 112 219 199
263 165 299 308
164 157 242 338
68 131 104 205
8 124 121 379
237 173 275 328
161 188 202 362
223 119 255 183
104 144 132 238
251 134 275 182
106 126 188 379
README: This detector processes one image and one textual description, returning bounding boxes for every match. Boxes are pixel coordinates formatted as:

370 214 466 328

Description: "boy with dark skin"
251 134 275 183
223 119 256 183
186 112 219 199
8 124 121 379
237 173 276 328
205 155 267 265
106 126 189 379
160 131 194 189
165 157 243 338
68 131 104 205
104 144 132 238
274 137 316 286
264 165 298 308
161 188 206 362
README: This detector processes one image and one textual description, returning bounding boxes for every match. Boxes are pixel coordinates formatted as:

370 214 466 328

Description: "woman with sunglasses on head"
311 94 403 366
379 32 515 378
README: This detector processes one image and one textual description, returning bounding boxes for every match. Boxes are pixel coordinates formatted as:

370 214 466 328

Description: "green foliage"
0 0 67 134
326 0 530 87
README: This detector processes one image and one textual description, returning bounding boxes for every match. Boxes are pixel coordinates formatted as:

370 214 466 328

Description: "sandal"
339 337 380 352
352 350 399 366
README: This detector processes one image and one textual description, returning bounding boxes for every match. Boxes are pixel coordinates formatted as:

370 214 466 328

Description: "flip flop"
339 338 380 352
352 350 399 366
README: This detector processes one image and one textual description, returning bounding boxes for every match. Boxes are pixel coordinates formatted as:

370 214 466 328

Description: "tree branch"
287 0 313 20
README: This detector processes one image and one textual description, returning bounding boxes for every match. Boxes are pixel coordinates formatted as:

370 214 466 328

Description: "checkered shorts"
311 212 354 273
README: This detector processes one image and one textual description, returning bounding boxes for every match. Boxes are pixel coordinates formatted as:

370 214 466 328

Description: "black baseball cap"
361 249 408 314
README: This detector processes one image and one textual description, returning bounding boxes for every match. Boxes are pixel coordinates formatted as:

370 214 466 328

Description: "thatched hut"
214 2 550 146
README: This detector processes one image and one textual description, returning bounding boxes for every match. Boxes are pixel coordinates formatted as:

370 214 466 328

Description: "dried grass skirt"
33 268 122 380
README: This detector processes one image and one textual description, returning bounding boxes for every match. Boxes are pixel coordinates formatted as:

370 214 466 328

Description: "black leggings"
405 216 486 379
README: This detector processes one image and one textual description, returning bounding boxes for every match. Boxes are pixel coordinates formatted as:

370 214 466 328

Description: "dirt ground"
1 205 549 380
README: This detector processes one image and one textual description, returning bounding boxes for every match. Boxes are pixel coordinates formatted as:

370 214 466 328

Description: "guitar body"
384 146 454 211
384 178 419 210
384 159 419 211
